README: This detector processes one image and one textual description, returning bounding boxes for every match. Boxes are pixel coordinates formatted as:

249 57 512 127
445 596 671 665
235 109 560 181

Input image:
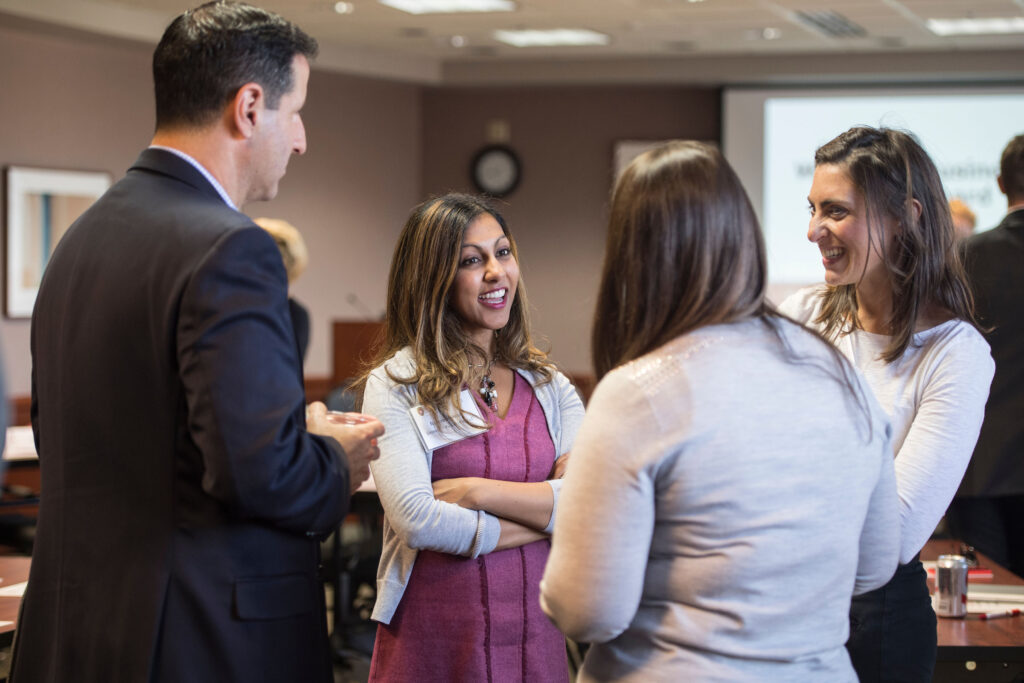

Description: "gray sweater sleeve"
540 367 654 642
853 414 900 594
542 369 587 533
364 364 500 557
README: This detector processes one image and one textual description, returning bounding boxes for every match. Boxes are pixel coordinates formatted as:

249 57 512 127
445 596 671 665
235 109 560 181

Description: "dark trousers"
847 558 936 683
946 494 1024 578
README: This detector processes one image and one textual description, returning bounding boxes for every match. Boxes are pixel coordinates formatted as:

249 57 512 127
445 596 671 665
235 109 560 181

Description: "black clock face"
471 145 521 197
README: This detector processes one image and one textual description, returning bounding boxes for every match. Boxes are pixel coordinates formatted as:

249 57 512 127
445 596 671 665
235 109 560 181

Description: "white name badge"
409 388 488 451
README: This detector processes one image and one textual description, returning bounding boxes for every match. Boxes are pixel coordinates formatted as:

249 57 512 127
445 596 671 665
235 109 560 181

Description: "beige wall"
421 86 720 375
0 19 421 395
255 69 421 379
0 23 153 396
0 18 720 396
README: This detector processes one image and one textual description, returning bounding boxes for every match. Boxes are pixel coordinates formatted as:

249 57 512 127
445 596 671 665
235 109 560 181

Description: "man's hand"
306 402 384 494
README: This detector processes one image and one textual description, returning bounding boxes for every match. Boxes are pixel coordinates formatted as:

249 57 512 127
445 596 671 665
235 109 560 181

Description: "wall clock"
470 145 521 197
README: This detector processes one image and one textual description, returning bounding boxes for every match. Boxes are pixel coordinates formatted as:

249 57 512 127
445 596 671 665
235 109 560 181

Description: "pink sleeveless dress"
368 373 569 682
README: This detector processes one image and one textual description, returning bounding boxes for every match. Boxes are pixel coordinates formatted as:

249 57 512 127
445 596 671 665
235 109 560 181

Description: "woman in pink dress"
356 193 584 682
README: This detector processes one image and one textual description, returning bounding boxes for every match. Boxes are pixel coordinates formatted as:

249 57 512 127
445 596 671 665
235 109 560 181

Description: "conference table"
0 555 30 649
923 539 1024 682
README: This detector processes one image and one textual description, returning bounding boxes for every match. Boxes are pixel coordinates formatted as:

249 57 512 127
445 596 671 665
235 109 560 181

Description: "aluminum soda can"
935 554 969 618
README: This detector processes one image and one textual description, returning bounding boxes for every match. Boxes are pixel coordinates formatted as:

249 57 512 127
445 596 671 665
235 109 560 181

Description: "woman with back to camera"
540 141 900 682
357 193 584 682
780 126 994 682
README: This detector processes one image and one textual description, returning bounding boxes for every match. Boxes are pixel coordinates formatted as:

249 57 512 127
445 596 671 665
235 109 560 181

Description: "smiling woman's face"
806 163 894 292
449 213 519 348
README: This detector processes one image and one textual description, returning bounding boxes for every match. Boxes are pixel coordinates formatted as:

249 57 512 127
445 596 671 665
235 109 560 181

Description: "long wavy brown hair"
354 193 553 426
812 127 978 362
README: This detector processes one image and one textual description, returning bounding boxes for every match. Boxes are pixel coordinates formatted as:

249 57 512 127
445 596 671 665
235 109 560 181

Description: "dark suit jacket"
289 297 311 362
958 208 1024 497
12 149 350 683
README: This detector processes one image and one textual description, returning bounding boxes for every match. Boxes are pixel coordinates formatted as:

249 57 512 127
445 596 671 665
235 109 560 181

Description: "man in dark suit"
948 133 1024 578
11 3 384 681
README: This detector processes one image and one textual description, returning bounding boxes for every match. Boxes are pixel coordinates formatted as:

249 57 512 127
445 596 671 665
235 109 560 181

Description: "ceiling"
2 0 1023 84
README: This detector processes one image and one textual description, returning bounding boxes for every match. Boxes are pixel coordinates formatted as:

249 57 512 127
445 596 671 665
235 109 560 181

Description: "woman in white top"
780 126 994 682
540 141 900 682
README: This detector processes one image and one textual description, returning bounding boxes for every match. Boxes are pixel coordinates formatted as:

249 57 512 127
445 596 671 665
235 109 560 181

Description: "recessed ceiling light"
761 27 781 40
450 35 467 47
493 29 610 47
378 0 515 14
926 17 1024 36
333 1 354 13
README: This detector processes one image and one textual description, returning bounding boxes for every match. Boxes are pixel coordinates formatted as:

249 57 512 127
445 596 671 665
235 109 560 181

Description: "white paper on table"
3 426 37 461
967 600 1023 613
968 584 1024 603
0 582 27 597
932 583 1024 614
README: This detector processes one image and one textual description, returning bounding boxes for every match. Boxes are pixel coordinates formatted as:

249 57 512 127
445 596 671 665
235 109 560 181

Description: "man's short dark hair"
1001 134 1024 202
153 1 317 130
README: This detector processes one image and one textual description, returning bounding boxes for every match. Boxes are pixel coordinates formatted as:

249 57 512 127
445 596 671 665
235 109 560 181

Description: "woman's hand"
549 452 570 479
433 477 484 510
435 477 555 531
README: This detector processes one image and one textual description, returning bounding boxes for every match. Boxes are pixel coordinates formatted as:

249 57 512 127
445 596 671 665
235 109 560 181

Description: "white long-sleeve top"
780 286 994 564
541 317 900 683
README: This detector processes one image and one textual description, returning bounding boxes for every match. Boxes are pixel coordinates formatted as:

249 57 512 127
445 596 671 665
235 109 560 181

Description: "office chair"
323 495 383 668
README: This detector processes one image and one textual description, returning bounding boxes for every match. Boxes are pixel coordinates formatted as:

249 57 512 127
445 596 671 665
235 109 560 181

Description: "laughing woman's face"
450 213 519 349
806 163 894 294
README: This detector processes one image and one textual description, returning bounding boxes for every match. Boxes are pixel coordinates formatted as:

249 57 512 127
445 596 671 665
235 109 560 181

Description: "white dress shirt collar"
148 145 237 211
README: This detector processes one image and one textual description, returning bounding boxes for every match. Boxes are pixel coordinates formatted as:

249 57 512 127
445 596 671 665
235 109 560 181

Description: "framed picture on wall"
3 165 111 318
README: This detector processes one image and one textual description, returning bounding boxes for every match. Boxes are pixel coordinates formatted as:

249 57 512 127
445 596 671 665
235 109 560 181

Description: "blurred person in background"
255 216 311 361
948 197 976 241
948 133 1024 578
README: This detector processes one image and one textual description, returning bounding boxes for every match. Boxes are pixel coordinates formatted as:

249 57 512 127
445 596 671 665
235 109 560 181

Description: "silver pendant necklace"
477 359 497 412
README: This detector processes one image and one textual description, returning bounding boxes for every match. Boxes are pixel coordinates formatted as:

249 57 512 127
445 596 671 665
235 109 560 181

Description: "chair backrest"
324 379 358 414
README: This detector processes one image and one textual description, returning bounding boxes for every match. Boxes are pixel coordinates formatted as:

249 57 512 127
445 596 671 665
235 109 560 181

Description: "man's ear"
998 175 1005 195
231 83 263 139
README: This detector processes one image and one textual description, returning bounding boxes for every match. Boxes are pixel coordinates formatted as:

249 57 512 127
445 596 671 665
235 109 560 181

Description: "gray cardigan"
363 347 585 624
